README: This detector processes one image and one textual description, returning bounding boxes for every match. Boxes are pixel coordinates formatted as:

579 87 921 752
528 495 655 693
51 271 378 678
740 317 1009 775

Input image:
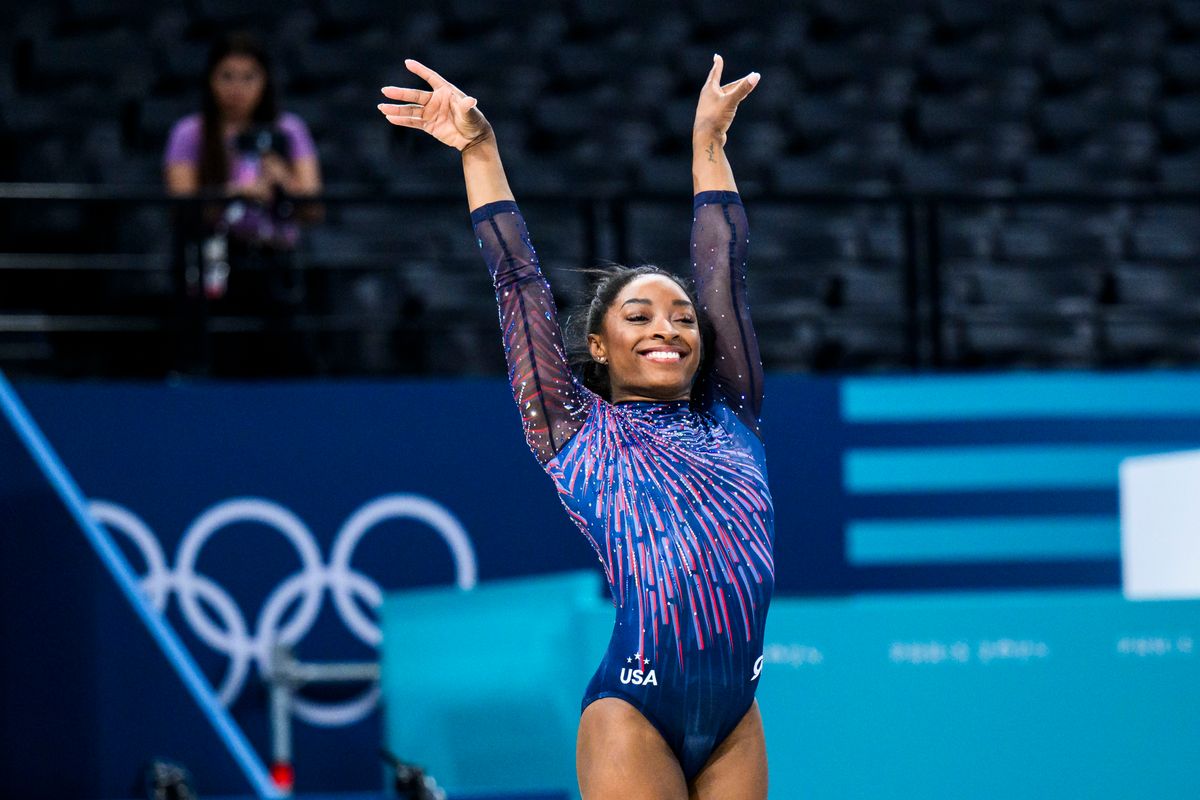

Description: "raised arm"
379 60 589 464
690 55 764 436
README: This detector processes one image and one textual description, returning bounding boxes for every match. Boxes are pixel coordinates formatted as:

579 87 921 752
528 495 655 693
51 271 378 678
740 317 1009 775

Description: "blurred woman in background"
163 31 322 372
164 31 321 237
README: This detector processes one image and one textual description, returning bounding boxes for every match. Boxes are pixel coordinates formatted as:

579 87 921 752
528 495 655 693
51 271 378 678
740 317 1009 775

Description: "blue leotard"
472 190 774 781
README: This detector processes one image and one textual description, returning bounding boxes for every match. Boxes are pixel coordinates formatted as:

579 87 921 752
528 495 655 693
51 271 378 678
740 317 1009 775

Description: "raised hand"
378 59 492 151
693 54 760 144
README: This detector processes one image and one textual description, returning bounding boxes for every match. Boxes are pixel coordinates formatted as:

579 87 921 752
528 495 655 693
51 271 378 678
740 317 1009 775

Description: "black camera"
234 126 291 159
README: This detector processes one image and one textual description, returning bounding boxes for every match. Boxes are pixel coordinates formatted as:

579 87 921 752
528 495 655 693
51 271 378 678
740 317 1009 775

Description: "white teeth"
643 351 681 362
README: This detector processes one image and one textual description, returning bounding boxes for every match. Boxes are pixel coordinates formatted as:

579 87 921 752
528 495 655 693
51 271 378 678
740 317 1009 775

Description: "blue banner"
5 370 1200 795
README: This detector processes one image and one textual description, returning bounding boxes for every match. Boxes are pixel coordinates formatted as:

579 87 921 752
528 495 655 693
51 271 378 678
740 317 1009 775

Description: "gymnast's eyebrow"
621 298 694 307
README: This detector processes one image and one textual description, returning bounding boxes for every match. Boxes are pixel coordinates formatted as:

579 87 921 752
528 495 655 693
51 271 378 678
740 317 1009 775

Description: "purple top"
164 112 317 247
163 112 317 169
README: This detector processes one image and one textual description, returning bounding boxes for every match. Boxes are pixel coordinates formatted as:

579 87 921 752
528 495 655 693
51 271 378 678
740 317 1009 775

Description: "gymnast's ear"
587 332 607 364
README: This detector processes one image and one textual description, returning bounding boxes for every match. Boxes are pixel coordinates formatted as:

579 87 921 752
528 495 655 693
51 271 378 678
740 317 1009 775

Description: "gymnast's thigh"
688 700 768 800
577 696 688 800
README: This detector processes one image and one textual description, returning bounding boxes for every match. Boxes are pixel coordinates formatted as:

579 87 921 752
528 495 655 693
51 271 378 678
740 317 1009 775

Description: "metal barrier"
266 644 380 795
2 183 1199 378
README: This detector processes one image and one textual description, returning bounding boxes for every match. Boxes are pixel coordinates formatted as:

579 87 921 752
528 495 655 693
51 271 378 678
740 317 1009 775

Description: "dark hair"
199 31 280 186
563 264 714 404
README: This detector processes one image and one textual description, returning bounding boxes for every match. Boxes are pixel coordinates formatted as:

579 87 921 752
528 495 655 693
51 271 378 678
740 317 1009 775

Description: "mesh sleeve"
691 190 764 438
472 200 591 464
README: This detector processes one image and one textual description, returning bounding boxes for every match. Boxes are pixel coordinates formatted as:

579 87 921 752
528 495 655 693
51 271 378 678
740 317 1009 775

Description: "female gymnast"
379 55 772 799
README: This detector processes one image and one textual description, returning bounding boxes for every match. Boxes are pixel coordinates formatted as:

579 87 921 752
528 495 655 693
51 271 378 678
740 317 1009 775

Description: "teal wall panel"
381 575 1200 799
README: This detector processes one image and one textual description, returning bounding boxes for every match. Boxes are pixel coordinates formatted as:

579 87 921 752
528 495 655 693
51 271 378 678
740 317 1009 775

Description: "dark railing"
2 183 1199 379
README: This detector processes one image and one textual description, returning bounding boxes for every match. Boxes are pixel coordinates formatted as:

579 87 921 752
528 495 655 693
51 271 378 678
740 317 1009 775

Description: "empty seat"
798 44 863 87
1163 45 1200 91
945 311 1097 367
863 225 904 262
874 67 917 114
1134 205 1200 225
445 0 556 29
748 272 824 307
821 264 905 309
190 0 296 29
841 121 909 169
1169 0 1200 33
932 0 1007 33
622 64 676 116
312 0 401 32
973 122 1038 167
333 207 445 258
1042 44 1100 90
992 67 1042 114
811 313 911 371
789 224 861 262
316 140 371 184
1099 308 1200 364
787 96 865 149
921 43 1006 90
941 215 999 259
635 157 690 194
61 0 158 28
916 96 1022 143
1081 122 1159 170
531 95 599 145
137 95 197 149
153 39 208 92
771 155 890 194
1112 263 1200 305
305 226 374 264
1158 154 1200 190
515 199 589 262
1021 156 1090 190
724 120 788 168
945 263 1100 310
0 95 61 135
282 95 332 139
598 120 659 166
28 31 150 90
551 42 609 88
1038 96 1108 147
1130 219 1200 261
898 152 1013 193
1049 0 1117 35
1000 13 1056 63
625 202 688 268
413 40 499 82
1109 66 1162 117
1162 96 1200 143
288 38 385 88
998 219 1119 262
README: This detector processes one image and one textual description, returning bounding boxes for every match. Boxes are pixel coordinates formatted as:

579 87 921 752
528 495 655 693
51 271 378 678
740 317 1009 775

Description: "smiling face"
587 273 702 403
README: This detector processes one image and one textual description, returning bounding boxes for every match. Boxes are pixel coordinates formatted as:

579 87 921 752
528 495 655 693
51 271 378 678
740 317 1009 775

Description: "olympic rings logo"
89 494 476 728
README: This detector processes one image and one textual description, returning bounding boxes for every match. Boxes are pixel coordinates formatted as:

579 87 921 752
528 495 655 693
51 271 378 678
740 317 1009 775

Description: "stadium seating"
1 0 1198 376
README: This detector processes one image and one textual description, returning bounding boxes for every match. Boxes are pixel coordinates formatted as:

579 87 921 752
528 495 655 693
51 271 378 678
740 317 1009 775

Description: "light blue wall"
382 577 1200 799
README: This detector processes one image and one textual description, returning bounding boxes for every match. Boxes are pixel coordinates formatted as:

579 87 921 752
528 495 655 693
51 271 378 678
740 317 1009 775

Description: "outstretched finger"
377 103 423 116
722 72 761 103
383 114 425 130
381 85 431 104
708 53 724 89
404 58 451 90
